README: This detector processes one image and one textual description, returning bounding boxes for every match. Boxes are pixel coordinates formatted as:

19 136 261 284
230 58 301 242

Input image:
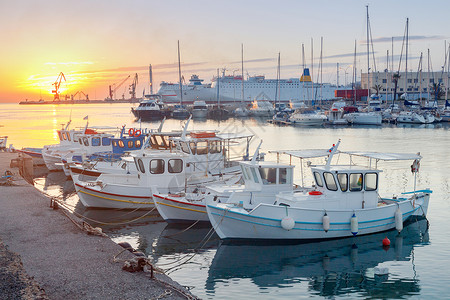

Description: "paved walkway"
0 152 193 299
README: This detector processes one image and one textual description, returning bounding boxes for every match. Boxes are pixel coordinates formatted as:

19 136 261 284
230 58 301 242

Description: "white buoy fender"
322 213 330 232
350 213 358 236
281 216 295 231
395 207 403 233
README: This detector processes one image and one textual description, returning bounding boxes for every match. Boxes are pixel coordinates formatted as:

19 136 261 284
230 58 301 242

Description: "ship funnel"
300 68 312 82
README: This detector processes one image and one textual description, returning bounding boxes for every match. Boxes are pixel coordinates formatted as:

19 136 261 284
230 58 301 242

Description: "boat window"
118 140 124 148
279 168 288 184
58 131 62 141
92 137 100 146
349 173 363 191
128 140 134 148
190 142 197 154
209 141 222 154
150 159 165 174
151 135 166 149
314 172 323 187
67 133 71 141
79 138 83 145
240 166 249 180
365 173 378 191
180 142 190 154
137 158 145 173
259 167 277 185
83 137 89 146
168 159 183 173
250 168 259 183
121 162 127 170
337 173 348 192
135 139 141 148
112 141 118 147
102 137 111 146
62 132 67 140
323 172 338 191
196 141 208 155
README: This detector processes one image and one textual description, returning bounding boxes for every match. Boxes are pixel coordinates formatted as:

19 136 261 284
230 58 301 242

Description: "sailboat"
172 40 190 119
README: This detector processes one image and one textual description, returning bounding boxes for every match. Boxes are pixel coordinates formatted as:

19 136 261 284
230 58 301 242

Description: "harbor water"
1 102 449 299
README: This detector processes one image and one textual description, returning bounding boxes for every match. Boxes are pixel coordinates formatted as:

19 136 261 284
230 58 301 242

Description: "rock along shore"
0 152 196 300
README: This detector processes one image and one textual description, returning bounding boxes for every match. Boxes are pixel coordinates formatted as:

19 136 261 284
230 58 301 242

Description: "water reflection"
206 219 429 298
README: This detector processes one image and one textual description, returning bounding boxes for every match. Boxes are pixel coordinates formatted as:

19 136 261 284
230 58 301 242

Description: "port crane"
129 73 138 100
108 75 130 100
71 91 89 101
52 72 66 101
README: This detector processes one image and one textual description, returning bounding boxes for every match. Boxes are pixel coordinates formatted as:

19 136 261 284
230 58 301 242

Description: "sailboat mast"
447 44 450 101
302 44 306 101
149 64 153 94
427 48 430 101
241 43 244 104
353 40 357 105
320 36 323 103
405 18 409 97
177 40 183 105
311 38 314 105
386 50 389 103
366 5 370 101
275 52 280 105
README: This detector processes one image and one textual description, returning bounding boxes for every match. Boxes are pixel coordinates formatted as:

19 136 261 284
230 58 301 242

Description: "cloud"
324 52 371 59
363 35 446 44
44 61 94 65
228 58 276 64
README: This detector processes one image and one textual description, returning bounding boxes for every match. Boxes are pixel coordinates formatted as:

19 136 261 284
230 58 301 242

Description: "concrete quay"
0 152 195 299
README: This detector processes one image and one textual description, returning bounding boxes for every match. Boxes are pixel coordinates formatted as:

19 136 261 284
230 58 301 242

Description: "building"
361 71 450 101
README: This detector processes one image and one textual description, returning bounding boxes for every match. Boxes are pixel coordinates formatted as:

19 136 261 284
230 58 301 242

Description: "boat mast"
241 43 244 105
405 18 409 99
427 48 430 102
217 68 220 106
447 44 450 101
353 40 357 105
149 64 153 94
311 38 314 106
418 52 423 102
366 5 370 102
275 52 280 106
386 50 389 104
320 37 323 104
177 40 183 106
302 43 306 101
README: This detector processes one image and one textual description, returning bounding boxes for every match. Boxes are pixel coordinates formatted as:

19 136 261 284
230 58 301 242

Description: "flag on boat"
83 115 88 120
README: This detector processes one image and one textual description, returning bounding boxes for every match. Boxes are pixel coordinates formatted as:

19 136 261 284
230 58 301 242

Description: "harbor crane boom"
52 72 66 101
129 73 138 100
108 75 131 100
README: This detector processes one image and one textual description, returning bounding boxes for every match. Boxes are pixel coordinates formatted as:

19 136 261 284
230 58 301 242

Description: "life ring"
133 129 141 137
128 128 135 136
309 190 322 196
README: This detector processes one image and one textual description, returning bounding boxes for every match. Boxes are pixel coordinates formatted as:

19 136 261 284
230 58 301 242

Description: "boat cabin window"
323 172 338 191
365 173 378 191
279 168 292 185
168 159 183 173
112 141 118 147
313 172 323 187
349 173 363 191
67 133 71 141
337 173 348 192
79 138 83 145
190 142 197 154
209 141 222 154
62 132 67 140
128 140 133 148
92 137 100 146
258 167 277 185
196 142 208 155
151 135 169 149
83 137 89 146
250 168 259 183
136 158 145 173
180 142 190 154
135 139 141 148
102 137 111 146
150 159 165 174
58 131 63 141
118 140 124 148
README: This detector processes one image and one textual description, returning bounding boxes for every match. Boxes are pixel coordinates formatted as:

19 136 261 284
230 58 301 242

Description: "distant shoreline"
19 99 141 105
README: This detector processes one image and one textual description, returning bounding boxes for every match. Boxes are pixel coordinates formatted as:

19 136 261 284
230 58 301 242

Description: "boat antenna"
177 40 183 106
181 115 192 140
251 140 263 164
157 117 166 133
325 139 341 169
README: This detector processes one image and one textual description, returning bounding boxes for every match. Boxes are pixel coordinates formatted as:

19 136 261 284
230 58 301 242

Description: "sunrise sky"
1 0 449 102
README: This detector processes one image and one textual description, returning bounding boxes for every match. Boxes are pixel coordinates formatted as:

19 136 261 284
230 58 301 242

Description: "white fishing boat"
288 109 327 126
73 125 253 209
191 100 208 118
206 140 431 241
344 112 382 125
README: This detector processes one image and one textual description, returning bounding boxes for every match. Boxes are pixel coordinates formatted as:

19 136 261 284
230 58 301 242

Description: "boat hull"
207 192 430 241
153 194 208 223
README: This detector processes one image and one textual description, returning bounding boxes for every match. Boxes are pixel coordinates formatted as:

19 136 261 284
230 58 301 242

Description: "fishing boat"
16 147 45 165
73 124 253 209
206 140 431 241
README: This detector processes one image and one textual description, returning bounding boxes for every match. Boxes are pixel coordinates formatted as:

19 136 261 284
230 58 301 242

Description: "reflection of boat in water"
206 219 429 297
153 223 219 258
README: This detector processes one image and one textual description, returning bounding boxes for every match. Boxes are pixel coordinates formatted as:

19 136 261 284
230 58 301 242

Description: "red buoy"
382 237 391 246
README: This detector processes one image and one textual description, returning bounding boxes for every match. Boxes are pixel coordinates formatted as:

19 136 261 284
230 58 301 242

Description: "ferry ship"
156 70 337 104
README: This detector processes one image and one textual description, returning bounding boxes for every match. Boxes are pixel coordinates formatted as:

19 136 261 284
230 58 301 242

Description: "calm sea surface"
1 103 449 299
